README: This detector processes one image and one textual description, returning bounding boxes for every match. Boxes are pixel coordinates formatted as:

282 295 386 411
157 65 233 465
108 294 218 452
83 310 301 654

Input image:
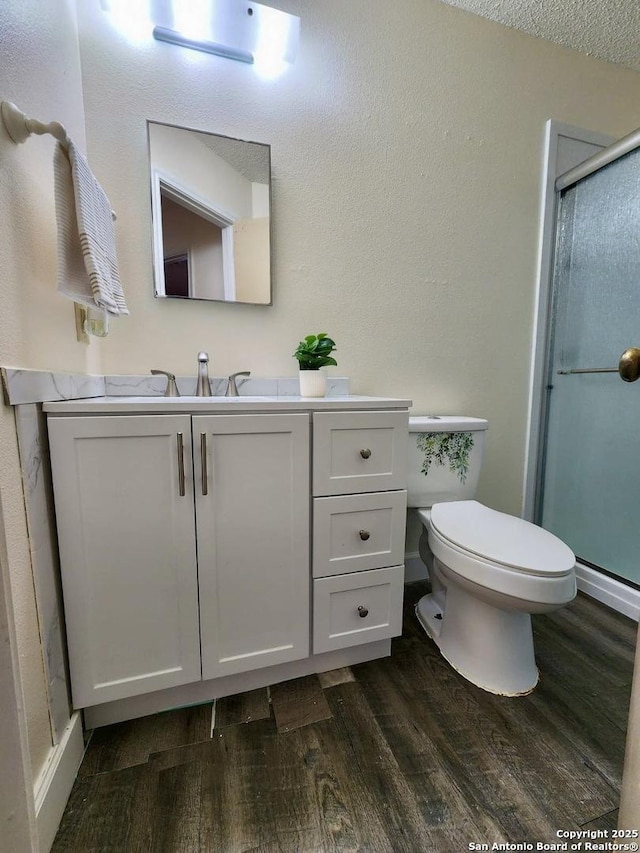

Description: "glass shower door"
539 146 640 587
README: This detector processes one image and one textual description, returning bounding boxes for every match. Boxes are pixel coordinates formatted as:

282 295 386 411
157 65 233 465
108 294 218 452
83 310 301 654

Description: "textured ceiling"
438 0 640 73
196 131 270 184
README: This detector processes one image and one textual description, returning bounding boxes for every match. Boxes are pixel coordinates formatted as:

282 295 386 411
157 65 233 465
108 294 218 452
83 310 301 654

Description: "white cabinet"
46 398 409 716
193 414 309 679
311 410 408 654
47 416 201 707
48 412 309 708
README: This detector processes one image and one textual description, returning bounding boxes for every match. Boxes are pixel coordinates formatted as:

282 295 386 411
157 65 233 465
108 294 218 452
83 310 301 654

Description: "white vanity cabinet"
45 395 411 721
47 411 310 708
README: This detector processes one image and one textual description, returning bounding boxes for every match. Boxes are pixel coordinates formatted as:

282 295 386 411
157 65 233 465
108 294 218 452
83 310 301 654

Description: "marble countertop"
44 395 413 414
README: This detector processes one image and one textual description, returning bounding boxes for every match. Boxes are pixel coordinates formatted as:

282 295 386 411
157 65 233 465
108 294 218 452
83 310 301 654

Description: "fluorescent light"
156 0 299 73
172 0 210 40
102 0 300 75
100 0 153 45
152 25 254 63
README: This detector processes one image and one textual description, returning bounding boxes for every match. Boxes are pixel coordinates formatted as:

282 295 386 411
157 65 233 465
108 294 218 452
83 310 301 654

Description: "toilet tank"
407 416 489 508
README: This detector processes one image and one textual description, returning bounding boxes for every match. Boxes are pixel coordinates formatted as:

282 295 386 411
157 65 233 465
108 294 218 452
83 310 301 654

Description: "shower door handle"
557 347 640 382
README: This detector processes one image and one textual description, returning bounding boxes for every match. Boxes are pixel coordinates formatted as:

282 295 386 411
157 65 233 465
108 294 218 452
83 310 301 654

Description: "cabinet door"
194 413 310 679
47 415 200 707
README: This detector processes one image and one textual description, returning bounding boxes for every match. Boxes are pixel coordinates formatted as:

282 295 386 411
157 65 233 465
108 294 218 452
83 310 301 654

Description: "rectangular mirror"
148 121 272 305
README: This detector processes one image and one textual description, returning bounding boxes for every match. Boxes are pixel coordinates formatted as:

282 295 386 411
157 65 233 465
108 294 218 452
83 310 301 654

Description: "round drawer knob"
360 448 371 459
357 605 369 618
359 529 370 541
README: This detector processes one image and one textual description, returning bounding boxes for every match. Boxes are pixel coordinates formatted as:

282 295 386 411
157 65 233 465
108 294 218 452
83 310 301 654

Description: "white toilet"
408 416 576 696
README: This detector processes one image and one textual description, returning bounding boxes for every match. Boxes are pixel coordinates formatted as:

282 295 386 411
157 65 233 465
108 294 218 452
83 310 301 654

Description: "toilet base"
415 585 539 696
415 594 444 640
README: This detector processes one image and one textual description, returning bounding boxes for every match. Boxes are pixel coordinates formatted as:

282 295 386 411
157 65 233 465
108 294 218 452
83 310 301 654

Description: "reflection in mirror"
148 121 272 305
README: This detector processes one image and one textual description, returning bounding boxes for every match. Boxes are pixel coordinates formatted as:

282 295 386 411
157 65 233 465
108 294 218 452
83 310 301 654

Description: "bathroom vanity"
44 395 410 726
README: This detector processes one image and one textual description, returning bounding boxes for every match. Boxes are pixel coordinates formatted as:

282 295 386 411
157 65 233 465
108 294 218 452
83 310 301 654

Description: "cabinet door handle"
177 433 185 496
357 605 369 618
200 432 208 496
360 448 372 459
359 529 370 541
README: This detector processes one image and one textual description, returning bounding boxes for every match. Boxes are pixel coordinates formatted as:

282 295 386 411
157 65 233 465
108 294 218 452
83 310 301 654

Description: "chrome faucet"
196 351 212 397
226 371 251 397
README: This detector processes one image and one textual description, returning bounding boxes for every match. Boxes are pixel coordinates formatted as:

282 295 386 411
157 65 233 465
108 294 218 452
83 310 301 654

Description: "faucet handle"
150 370 180 397
226 371 251 397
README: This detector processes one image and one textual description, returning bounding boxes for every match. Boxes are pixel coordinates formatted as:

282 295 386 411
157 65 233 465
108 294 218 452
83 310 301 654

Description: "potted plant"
293 332 337 397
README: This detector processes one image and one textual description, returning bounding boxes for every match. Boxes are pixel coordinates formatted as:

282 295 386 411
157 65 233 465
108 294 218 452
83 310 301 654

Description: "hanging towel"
54 141 129 316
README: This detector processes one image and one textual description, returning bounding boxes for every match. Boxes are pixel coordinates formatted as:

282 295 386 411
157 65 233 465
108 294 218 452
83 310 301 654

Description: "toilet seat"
429 500 575 577
423 500 576 607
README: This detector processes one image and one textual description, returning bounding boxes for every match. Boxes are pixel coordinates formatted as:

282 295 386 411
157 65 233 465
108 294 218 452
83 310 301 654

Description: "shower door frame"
525 119 640 620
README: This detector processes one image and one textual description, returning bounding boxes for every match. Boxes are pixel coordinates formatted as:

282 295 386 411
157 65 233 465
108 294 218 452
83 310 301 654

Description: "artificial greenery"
293 333 338 371
416 432 474 483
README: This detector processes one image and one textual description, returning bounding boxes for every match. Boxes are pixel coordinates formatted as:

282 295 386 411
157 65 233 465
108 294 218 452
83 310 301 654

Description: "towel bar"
556 347 640 383
2 100 117 222
1 100 70 149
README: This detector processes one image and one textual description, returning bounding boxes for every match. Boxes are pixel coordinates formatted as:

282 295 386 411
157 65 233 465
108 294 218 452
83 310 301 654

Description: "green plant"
416 432 474 483
293 333 338 371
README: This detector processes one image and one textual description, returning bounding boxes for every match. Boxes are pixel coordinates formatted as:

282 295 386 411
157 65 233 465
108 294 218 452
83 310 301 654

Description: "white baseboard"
34 712 84 853
576 562 640 622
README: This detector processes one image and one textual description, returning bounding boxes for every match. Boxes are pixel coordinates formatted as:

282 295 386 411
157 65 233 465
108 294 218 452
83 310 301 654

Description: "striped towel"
54 141 129 316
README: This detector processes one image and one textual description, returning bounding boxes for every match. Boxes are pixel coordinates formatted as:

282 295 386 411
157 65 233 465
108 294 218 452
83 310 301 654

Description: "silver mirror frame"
148 120 272 306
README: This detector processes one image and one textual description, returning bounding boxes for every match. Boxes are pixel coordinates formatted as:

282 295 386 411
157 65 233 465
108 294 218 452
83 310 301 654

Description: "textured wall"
0 0 94 780
0 496 37 851
78 0 640 519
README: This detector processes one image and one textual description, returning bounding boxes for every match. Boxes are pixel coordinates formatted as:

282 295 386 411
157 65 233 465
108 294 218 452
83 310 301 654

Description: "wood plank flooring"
52 585 637 852
270 674 333 733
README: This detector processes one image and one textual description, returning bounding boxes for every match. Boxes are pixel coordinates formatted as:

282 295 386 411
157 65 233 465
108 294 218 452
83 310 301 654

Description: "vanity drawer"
312 410 408 496
313 490 407 577
313 565 404 654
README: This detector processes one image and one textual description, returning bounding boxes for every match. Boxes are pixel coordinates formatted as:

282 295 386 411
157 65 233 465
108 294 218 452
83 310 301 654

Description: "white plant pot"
299 369 327 397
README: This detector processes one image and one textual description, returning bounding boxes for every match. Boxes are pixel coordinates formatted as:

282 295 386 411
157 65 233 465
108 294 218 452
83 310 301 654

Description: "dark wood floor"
52 584 637 852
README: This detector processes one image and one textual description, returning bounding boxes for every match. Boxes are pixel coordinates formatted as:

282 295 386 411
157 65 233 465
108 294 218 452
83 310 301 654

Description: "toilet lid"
429 501 575 576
